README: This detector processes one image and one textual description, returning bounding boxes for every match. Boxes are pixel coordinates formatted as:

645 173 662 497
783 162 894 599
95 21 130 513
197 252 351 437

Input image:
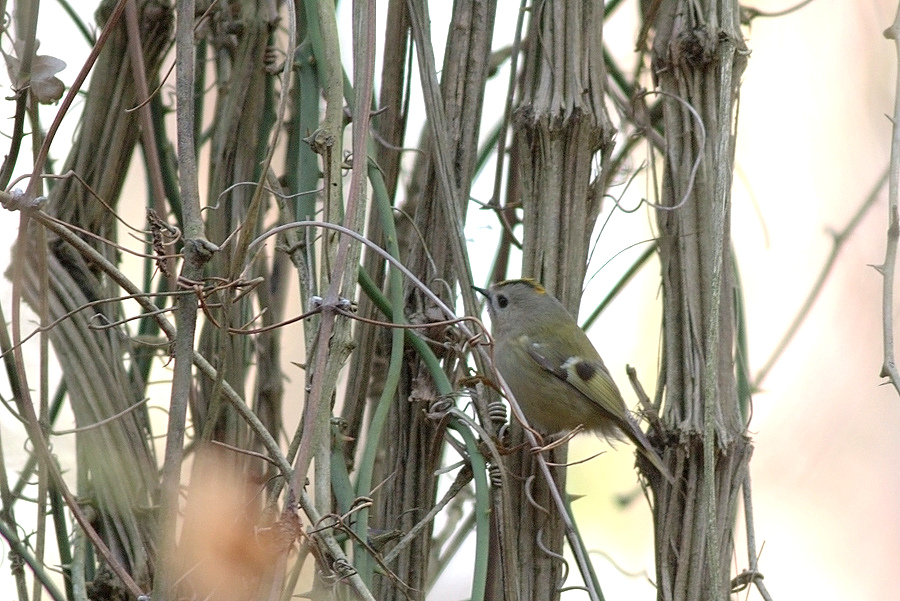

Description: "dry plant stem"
342 0 411 469
16 4 50 570
124 0 167 221
406 0 478 311
371 0 411 196
488 0 527 209
651 1 750 598
509 2 613 598
754 168 889 389
382 7 498 595
343 0 379 584
881 9 900 394
123 0 176 285
22 209 372 598
8 220 145 598
286 2 376 598
24 0 129 199
34 225 49 601
380 6 496 593
14 0 38 83
699 25 738 598
740 475 773 601
195 5 275 447
289 0 346 514
156 0 214 596
227 2 296 280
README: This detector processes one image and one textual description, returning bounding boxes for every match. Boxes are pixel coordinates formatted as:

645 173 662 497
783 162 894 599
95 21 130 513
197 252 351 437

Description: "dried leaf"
2 41 66 104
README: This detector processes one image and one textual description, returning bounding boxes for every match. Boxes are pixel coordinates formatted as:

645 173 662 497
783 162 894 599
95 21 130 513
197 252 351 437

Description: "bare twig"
288 0 349 506
754 169 888 390
382 465 474 565
739 473 774 601
741 0 816 22
626 365 666 438
124 1 167 219
155 0 217 597
880 8 900 394
50 398 152 436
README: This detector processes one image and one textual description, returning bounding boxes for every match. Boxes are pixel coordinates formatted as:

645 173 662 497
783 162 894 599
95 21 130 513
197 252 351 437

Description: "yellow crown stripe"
495 278 546 294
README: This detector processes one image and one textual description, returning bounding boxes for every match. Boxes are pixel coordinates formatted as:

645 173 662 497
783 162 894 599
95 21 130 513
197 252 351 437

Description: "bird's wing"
520 336 628 423
522 335 675 483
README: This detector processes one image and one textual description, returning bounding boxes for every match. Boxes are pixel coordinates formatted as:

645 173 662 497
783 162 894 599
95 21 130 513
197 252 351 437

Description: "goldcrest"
475 278 672 482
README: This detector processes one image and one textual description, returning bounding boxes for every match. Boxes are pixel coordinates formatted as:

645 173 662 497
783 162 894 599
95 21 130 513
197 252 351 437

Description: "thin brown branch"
382 465 473 565
753 169 889 390
742 0 816 22
24 0 130 200
288 0 348 507
739 474 774 601
50 398 152 435
124 0 167 213
881 8 900 394
155 0 216 596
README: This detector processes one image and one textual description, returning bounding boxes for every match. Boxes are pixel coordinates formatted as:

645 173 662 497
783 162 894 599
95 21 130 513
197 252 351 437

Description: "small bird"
475 278 672 482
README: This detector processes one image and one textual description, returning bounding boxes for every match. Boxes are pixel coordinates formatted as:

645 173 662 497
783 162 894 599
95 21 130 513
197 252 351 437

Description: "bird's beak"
472 285 490 299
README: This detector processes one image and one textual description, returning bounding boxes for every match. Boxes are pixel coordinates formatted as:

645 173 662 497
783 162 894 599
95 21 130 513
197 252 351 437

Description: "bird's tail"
636 444 674 484
622 416 675 484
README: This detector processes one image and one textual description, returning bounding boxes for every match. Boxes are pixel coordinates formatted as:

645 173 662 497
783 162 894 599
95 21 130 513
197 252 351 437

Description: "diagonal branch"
754 168 889 390
880 5 900 395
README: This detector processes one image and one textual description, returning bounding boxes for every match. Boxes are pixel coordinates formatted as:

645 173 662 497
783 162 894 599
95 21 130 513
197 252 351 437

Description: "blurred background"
1 0 898 599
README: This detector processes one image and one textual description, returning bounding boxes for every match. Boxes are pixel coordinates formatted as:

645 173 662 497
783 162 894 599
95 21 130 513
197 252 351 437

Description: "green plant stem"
49 478 74 601
450 422 491 601
349 135 408 581
0 518 66 601
582 243 656 331
289 0 346 507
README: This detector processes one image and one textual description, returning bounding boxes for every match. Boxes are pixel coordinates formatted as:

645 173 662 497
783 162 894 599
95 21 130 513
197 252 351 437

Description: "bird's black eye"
496 294 508 309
